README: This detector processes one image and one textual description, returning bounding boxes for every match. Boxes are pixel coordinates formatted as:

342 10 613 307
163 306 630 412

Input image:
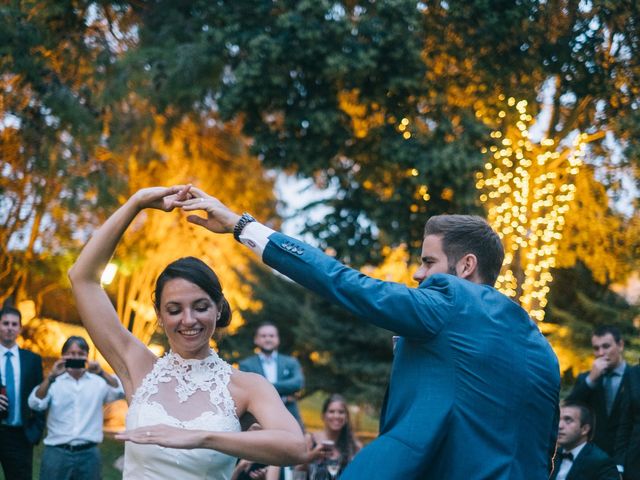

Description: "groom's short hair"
424 215 504 286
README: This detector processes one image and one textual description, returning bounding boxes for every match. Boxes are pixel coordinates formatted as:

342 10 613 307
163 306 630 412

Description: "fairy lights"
477 96 588 321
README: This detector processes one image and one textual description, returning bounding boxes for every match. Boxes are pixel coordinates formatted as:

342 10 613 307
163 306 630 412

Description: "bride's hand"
130 185 192 212
115 424 204 449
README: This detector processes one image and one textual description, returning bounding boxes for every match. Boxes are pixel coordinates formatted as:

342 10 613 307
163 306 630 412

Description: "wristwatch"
233 213 256 242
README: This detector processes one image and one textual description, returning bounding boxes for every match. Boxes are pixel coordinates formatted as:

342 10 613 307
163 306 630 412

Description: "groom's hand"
176 186 241 234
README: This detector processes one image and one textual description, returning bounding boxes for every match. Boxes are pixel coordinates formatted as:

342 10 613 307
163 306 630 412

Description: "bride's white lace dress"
123 350 241 479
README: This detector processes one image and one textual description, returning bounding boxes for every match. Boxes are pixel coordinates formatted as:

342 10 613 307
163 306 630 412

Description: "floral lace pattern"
131 349 237 420
124 350 241 479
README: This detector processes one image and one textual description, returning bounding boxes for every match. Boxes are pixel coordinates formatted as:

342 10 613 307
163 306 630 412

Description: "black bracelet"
233 213 256 242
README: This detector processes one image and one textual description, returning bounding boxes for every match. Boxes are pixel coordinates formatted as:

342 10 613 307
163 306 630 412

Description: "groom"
178 187 561 480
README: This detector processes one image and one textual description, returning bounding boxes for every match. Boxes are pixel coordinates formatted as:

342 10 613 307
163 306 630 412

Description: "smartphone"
65 358 86 369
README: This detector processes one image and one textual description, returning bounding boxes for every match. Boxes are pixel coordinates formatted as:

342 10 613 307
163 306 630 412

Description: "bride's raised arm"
68 186 189 398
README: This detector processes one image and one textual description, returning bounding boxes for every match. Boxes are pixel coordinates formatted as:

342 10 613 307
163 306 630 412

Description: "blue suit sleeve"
263 232 455 339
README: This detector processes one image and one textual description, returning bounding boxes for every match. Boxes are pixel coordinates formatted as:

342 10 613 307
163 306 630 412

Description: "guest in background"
28 335 124 480
299 394 361 479
566 325 629 471
240 322 305 427
0 306 45 480
551 402 619 480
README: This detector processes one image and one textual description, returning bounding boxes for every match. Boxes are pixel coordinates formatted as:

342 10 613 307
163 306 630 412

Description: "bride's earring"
216 312 221 320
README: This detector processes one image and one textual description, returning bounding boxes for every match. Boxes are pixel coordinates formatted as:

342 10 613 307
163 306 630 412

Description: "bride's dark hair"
154 256 232 328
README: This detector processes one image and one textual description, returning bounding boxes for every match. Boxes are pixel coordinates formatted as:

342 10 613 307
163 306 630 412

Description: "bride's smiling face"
157 278 219 359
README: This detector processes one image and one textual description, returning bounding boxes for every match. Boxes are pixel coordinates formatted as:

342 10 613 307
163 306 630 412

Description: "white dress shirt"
0 343 22 426
238 222 276 257
556 442 587 480
258 351 279 384
28 371 124 445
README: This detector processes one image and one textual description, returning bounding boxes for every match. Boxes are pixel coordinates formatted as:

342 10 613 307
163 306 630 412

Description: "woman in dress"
299 394 362 479
68 186 306 479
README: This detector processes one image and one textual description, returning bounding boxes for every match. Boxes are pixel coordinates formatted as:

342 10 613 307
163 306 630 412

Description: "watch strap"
233 213 256 242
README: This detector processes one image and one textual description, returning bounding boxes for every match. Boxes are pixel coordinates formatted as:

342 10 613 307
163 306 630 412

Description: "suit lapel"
566 443 591 480
18 348 27 417
277 355 284 380
18 349 27 396
609 367 628 416
253 355 266 377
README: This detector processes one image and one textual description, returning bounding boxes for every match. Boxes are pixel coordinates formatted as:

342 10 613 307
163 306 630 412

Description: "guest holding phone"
299 394 361 479
28 336 124 480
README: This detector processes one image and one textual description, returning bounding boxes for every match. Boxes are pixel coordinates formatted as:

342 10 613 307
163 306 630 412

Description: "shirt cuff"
27 386 49 411
238 222 276 258
585 376 596 388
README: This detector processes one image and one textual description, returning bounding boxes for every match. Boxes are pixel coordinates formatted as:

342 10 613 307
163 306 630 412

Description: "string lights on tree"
475 95 598 321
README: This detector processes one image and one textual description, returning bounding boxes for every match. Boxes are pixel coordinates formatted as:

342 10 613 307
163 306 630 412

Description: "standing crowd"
0 184 638 479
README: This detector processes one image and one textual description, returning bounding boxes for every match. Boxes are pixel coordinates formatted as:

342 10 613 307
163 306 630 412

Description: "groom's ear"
456 253 478 280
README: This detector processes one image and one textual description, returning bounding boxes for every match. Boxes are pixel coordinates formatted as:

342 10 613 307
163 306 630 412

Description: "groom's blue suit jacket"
263 232 560 480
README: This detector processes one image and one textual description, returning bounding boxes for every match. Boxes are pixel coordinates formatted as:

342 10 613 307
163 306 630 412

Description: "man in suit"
239 322 304 426
551 402 620 480
178 188 561 480
615 364 640 479
0 306 45 480
567 325 629 470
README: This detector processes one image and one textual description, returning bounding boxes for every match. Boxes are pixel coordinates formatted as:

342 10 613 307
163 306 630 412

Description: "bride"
68 186 306 479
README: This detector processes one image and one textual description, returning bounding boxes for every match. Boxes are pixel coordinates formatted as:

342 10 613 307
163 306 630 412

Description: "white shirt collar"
610 361 626 377
569 441 587 459
0 343 19 357
258 351 278 362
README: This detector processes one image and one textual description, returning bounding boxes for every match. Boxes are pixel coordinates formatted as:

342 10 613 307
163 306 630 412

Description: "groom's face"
413 235 456 284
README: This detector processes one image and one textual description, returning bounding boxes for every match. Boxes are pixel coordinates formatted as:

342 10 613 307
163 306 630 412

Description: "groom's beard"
448 263 458 277
260 348 275 355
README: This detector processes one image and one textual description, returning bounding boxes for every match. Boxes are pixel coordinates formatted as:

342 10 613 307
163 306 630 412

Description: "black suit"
567 367 630 463
0 347 45 480
551 443 620 480
616 364 640 480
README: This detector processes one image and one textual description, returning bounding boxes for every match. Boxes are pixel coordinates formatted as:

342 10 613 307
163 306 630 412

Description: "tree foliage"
2 0 639 403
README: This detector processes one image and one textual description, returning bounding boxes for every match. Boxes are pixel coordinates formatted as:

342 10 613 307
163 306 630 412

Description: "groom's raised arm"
177 189 453 339
240 223 453 339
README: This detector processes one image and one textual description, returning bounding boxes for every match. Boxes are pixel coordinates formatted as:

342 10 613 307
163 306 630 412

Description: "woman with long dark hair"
301 394 362 479
69 186 306 479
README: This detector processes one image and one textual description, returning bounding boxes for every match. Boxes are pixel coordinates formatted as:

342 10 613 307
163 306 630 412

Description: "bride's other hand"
116 424 203 449
131 185 192 212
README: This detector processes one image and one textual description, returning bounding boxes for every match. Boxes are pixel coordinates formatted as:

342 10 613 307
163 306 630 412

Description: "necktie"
4 351 16 425
603 371 618 415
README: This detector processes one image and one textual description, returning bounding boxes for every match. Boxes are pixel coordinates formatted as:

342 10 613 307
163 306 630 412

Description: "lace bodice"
123 350 241 479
